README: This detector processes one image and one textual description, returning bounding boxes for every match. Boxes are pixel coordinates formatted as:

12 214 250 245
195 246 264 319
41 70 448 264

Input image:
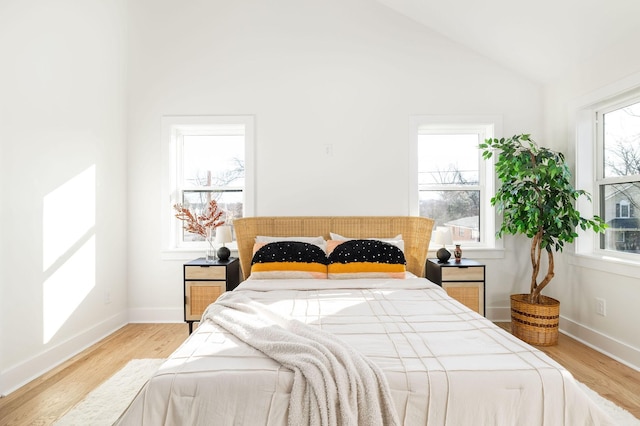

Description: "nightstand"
183 257 240 333
426 258 485 316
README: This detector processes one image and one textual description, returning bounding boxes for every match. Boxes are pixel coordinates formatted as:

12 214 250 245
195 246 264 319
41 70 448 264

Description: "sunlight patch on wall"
43 236 96 343
43 165 96 271
42 165 96 344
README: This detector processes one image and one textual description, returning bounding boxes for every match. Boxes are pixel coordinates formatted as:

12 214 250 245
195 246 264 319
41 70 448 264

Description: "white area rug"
55 358 639 425
54 358 164 426
576 381 640 426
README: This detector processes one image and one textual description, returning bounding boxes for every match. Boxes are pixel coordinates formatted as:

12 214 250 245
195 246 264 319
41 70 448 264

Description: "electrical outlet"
105 290 111 305
595 297 606 316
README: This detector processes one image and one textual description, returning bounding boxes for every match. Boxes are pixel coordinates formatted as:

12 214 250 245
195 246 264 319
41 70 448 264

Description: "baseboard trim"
486 306 511 322
0 311 128 396
489 307 640 371
560 316 640 372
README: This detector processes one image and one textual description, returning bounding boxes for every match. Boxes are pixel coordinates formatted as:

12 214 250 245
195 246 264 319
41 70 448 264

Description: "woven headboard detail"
233 216 434 280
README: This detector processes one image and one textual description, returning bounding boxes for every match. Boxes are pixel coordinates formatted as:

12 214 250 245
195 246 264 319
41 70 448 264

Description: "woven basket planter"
510 294 560 346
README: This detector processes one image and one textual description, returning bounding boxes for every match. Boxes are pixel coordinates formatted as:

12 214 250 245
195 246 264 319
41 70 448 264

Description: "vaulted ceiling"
377 0 640 84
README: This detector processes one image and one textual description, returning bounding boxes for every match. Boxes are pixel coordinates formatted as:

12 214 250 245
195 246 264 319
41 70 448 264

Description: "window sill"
164 245 504 261
569 252 640 278
427 247 505 260
161 242 239 261
161 249 240 261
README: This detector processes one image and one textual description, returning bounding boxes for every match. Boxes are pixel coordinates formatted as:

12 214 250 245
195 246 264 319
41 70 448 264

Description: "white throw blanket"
203 293 400 426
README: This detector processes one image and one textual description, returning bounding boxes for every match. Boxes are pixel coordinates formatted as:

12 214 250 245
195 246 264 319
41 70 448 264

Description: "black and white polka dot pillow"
327 239 406 279
250 241 328 279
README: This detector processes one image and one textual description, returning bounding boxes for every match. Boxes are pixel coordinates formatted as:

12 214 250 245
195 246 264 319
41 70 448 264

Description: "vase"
454 244 462 262
205 231 216 262
205 246 216 262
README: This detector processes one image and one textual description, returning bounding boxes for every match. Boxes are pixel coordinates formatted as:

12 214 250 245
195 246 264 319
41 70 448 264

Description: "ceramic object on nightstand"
454 244 462 262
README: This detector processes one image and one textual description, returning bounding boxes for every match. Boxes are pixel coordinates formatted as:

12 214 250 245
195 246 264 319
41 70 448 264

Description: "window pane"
603 101 640 178
418 134 479 186
183 135 245 187
600 183 640 253
419 190 480 242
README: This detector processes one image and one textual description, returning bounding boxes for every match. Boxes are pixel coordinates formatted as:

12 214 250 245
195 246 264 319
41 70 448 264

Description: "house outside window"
598 100 640 254
410 116 500 249
162 116 255 253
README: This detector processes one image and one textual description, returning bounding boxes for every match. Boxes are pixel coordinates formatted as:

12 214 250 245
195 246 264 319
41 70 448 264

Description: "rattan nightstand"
426 258 485 316
183 257 240 333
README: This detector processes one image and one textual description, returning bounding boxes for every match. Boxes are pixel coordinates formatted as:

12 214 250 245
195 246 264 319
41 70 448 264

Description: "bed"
117 216 613 425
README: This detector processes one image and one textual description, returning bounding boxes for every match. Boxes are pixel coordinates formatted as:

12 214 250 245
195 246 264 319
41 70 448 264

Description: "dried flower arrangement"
173 199 225 241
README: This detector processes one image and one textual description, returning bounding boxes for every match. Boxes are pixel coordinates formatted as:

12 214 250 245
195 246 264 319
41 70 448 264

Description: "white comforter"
117 278 613 425
204 293 399 426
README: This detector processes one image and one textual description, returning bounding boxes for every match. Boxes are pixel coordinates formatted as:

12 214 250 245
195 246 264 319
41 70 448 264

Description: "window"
410 116 501 248
162 116 255 253
597 99 640 254
572 75 640 272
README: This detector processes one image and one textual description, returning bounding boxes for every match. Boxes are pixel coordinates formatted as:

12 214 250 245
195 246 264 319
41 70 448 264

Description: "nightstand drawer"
441 266 484 281
185 265 227 280
185 282 225 320
442 282 484 315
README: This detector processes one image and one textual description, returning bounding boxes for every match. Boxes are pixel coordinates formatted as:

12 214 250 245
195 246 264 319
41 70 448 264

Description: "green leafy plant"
480 134 607 304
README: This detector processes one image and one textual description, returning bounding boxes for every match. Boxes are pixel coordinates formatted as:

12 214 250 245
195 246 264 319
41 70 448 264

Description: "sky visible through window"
604 102 640 178
183 135 245 187
418 134 479 188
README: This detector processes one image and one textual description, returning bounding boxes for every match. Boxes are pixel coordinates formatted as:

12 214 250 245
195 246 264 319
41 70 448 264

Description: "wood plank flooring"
0 323 188 426
0 322 638 425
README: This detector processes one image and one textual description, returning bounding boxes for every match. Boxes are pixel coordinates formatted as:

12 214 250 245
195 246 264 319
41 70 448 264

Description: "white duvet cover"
117 278 613 425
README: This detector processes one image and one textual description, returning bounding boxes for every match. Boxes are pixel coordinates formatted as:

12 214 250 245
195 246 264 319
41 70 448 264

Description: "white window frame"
161 115 255 259
571 71 640 276
409 115 503 255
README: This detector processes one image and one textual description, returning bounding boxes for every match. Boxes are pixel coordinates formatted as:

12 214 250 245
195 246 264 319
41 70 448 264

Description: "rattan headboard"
233 216 434 280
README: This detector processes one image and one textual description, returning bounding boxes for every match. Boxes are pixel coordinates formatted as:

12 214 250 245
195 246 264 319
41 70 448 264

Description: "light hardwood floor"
0 322 638 425
0 323 188 426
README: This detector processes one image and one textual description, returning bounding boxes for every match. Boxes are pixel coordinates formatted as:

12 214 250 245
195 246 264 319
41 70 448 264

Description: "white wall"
0 0 128 394
543 51 640 369
126 0 541 323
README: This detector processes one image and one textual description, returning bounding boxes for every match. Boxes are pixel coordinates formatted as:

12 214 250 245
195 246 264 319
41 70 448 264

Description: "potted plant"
480 134 607 345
